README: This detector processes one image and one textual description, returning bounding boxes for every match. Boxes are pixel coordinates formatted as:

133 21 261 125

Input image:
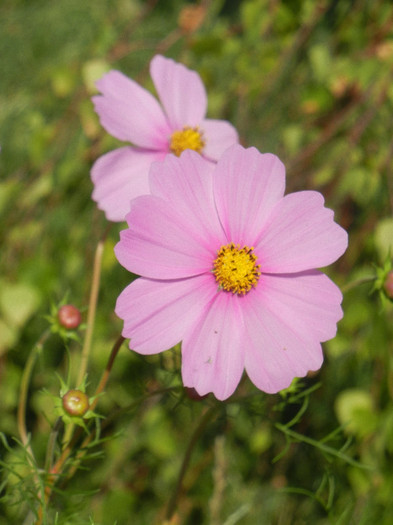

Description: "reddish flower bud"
58 304 82 330
62 389 89 416
384 271 393 299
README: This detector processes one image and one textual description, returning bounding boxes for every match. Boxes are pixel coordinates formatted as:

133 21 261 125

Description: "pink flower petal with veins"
115 195 214 280
115 274 215 354
182 292 245 401
150 54 207 129
91 147 163 222
214 145 286 245
93 70 170 149
149 151 225 247
202 119 240 161
243 286 325 393
255 270 343 343
256 191 348 272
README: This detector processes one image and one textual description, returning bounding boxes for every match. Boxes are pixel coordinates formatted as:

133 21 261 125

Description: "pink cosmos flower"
91 55 239 221
114 145 348 401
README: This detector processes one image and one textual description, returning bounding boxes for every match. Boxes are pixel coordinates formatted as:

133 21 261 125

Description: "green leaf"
0 280 40 329
375 218 393 261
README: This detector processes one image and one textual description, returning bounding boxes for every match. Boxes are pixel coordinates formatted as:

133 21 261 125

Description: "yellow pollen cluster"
170 126 205 157
213 243 261 295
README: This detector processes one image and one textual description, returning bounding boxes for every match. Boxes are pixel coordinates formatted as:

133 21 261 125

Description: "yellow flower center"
213 243 261 295
170 126 205 156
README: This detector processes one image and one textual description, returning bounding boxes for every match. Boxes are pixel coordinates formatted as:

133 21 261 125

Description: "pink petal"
115 274 215 354
114 195 214 279
182 292 245 400
213 145 286 245
242 285 325 393
149 151 225 246
257 270 343 343
201 119 239 161
256 191 348 273
91 147 163 222
150 55 207 129
93 70 171 149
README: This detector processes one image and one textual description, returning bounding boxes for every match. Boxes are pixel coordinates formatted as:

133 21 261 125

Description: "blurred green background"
1 0 393 523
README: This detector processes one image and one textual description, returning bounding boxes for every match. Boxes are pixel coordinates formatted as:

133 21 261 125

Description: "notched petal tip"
150 53 207 129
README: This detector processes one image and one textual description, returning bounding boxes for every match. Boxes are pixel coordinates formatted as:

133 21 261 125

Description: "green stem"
165 404 219 521
44 418 63 472
101 386 181 427
341 276 376 294
18 330 51 525
36 333 125 518
275 423 371 469
90 335 125 411
76 236 105 387
65 386 180 483
62 229 109 447
18 329 51 455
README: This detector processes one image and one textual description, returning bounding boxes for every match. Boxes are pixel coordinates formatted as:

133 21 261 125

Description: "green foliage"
1 0 393 523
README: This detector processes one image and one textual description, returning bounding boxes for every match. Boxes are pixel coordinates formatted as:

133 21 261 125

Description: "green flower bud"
62 389 89 417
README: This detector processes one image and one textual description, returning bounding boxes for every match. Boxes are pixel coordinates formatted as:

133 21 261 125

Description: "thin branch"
166 404 219 521
90 335 125 411
76 234 106 387
18 330 51 457
35 333 125 524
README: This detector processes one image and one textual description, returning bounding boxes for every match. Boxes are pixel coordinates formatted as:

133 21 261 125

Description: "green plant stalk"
61 336 137 483
44 418 63 473
341 276 376 294
99 385 182 428
275 423 372 469
35 334 124 524
76 236 105 386
62 234 106 448
89 335 125 411
18 330 51 525
58 335 124 470
18 329 51 458
165 404 219 521
65 385 180 483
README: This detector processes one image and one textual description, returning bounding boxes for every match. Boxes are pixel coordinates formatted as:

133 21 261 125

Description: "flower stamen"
170 126 205 156
213 243 261 295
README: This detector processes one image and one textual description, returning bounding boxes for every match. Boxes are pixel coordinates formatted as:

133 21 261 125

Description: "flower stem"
18 329 50 525
165 404 219 521
341 275 376 294
76 235 106 387
44 418 63 473
35 334 124 523
62 229 109 447
90 335 125 410
18 329 50 457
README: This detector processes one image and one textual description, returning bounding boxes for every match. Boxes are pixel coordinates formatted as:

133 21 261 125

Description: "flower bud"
178 5 206 34
58 304 82 330
384 271 393 299
62 389 89 417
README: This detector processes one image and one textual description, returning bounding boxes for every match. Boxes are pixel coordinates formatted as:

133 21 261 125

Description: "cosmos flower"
114 145 348 400
91 55 239 221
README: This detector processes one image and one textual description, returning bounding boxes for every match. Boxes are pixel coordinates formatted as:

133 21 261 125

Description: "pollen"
170 126 205 156
213 243 261 295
